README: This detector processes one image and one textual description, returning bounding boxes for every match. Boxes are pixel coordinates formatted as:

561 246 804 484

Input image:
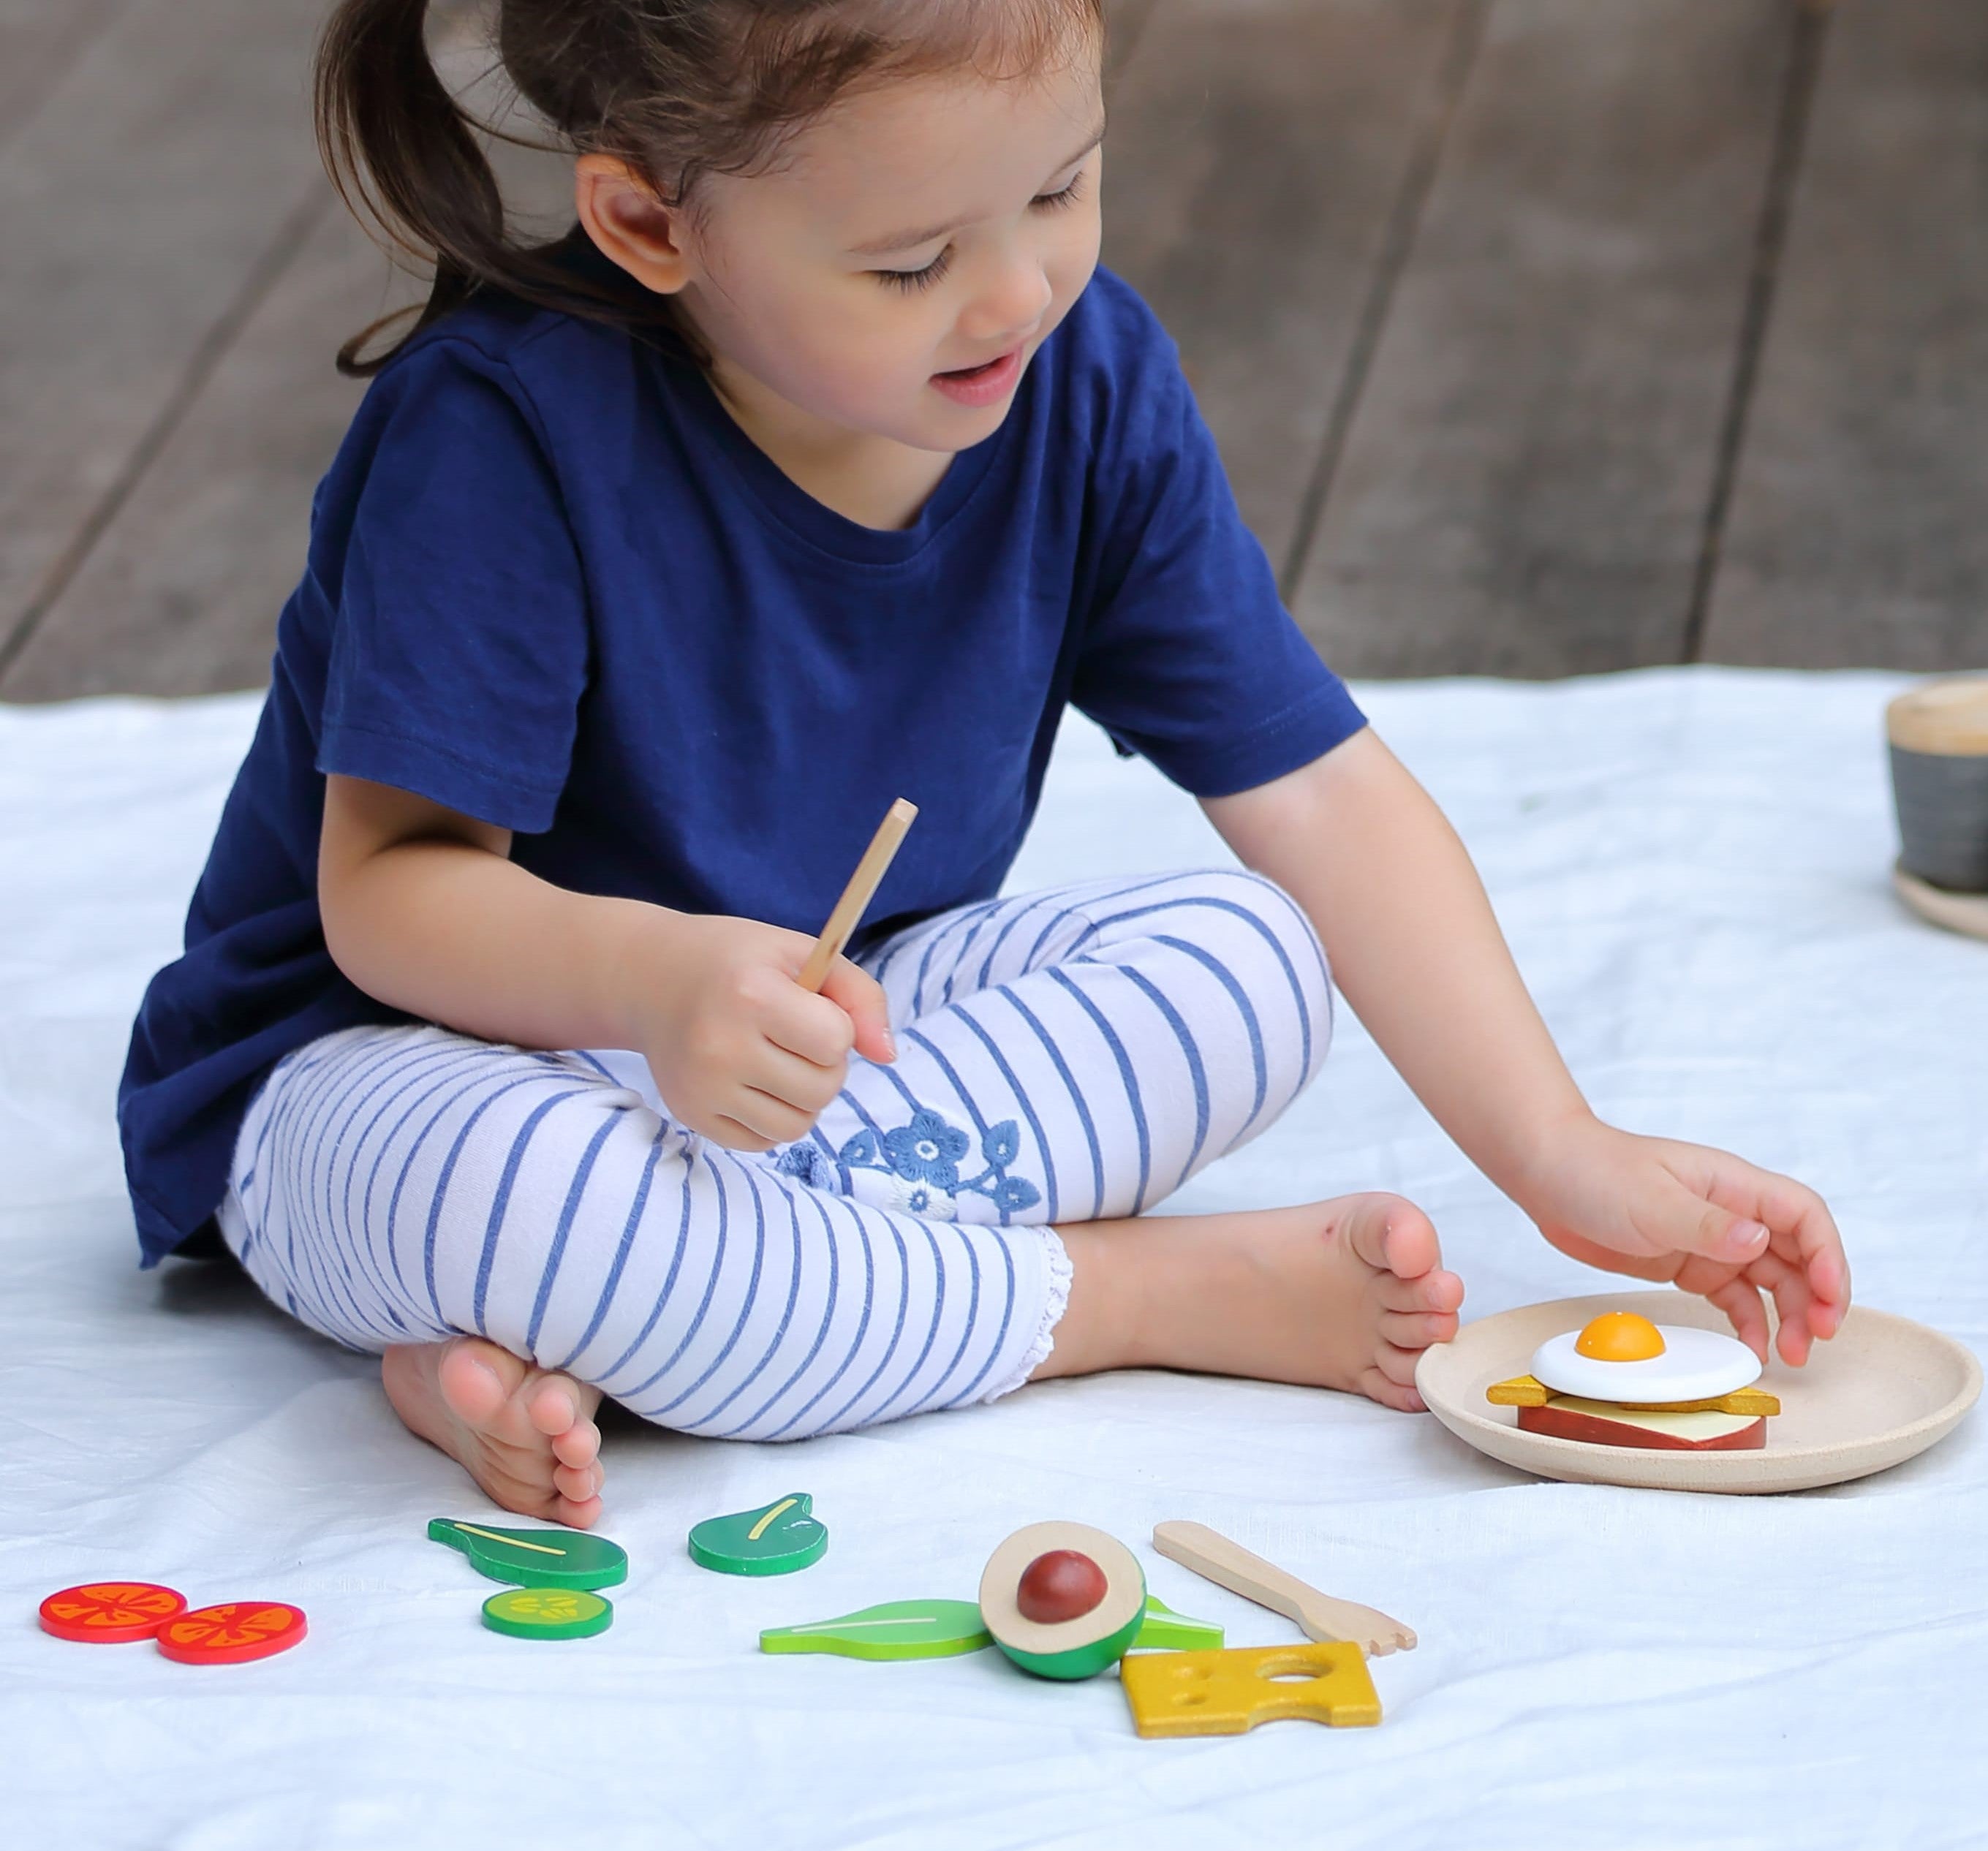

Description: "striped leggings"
217 870 1331 1440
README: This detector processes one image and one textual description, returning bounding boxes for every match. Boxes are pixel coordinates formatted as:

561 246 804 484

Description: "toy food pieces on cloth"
428 1518 629 1590
39 1582 187 1644
156 1602 309 1665
481 1587 614 1640
761 1599 992 1661
1488 1310 1780 1450
1122 1641 1381 1738
759 1593 1220 1663
689 1493 828 1576
979 1521 1147 1681
1131 1596 1223 1654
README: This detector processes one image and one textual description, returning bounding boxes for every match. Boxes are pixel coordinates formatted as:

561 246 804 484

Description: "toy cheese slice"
1486 1374 1780 1416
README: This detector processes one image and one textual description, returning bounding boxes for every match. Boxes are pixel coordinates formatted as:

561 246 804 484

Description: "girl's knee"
1156 867 1331 1043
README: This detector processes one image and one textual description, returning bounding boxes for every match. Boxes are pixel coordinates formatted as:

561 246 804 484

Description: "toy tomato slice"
156 1601 308 1665
39 1581 188 1644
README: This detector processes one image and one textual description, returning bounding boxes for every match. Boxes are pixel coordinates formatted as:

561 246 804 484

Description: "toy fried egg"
1530 1310 1761 1404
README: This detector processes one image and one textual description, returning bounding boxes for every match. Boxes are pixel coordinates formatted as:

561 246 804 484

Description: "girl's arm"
1202 730 1848 1363
318 773 893 1151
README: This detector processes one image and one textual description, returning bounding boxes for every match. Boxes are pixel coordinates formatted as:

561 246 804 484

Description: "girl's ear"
575 155 694 294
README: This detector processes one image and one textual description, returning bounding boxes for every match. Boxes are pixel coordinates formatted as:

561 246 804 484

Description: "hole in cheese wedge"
1517 1395 1766 1451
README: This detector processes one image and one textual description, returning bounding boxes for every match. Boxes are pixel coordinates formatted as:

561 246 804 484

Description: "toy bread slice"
1517 1395 1766 1451
1487 1374 1778 1416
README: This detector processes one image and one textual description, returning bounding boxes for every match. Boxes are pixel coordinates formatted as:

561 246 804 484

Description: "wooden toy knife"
1152 1521 1417 1657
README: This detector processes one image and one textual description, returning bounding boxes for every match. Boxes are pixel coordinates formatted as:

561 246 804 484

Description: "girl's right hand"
621 911 895 1151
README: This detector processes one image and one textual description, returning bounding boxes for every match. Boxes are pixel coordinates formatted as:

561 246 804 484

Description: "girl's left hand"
1516 1117 1850 1366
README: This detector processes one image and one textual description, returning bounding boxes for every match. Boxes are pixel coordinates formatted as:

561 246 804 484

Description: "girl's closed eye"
871 173 1091 292
875 248 955 294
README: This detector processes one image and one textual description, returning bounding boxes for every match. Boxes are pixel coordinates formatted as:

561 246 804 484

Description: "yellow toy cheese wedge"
1485 1374 1779 1416
1120 1641 1380 1738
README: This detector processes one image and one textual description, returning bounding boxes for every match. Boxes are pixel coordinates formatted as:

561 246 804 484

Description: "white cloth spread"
3 667 1983 1848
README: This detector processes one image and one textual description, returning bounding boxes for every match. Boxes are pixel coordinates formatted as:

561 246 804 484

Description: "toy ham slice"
1516 1393 1767 1451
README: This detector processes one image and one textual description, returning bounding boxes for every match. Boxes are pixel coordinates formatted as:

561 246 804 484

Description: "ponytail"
317 0 506 372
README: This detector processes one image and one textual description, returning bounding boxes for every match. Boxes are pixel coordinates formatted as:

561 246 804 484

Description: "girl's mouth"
931 346 1024 406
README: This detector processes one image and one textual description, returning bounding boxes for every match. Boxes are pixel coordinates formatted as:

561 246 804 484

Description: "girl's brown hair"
317 0 1105 374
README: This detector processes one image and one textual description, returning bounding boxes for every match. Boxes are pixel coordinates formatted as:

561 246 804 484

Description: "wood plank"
1101 0 1476 577
0 208 423 700
0 4 554 700
0 0 129 149
1292 0 1791 678
0 0 333 675
1702 0 1988 670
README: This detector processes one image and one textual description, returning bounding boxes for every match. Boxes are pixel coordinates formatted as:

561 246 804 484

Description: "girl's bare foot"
382 1336 605 1526
1040 1192 1464 1412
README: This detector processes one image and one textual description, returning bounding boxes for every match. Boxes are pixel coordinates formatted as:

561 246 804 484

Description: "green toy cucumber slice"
481 1587 613 1640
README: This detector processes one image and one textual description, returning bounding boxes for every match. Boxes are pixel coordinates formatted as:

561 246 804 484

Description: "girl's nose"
959 254 1053 347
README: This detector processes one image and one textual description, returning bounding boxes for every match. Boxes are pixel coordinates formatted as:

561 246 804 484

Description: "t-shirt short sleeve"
317 341 589 833
1070 314 1364 799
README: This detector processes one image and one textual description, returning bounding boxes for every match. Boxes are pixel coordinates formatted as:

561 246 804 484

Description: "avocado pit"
1016 1549 1106 1624
978 1520 1148 1681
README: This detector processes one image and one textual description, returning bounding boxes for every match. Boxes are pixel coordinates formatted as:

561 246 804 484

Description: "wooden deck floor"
3 0 1984 700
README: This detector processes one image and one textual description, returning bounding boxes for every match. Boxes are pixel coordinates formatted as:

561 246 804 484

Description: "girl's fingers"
1701 1158 1850 1323
749 1043 846 1116
813 961 896 1064
1744 1247 1818 1366
710 1115 777 1154
1702 1274 1771 1362
765 985 859 1067
731 1087 818 1146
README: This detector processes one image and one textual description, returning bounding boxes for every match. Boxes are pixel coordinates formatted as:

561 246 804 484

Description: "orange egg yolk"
1575 1311 1666 1361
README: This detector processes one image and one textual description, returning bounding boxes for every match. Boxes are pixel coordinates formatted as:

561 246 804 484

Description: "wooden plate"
1894 863 1988 943
1416 1292 1980 1494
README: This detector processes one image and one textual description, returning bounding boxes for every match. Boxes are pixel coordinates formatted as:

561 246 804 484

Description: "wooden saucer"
1893 863 1988 943
1416 1292 1980 1494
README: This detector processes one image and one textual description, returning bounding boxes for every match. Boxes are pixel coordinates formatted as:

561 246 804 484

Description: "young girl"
119 0 1848 1527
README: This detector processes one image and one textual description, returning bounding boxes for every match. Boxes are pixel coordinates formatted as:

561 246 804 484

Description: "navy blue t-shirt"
118 264 1365 1266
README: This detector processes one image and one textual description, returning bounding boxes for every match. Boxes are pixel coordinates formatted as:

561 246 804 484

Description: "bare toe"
436 1338 523 1427
384 1336 605 1527
1339 1194 1441 1280
1358 1363 1425 1413
1377 1266 1464 1315
526 1378 580 1436
1378 1307 1459 1348
551 1420 602 1470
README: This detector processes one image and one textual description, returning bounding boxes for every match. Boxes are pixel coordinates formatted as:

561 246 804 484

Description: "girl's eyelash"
872 174 1089 292
1032 174 1087 213
876 248 954 294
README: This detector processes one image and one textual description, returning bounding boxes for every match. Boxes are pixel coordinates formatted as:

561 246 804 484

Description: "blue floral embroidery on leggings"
775 1144 834 1189
781 1108 1040 1221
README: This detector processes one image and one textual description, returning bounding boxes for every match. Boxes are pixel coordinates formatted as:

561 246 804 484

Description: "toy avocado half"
978 1521 1147 1681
